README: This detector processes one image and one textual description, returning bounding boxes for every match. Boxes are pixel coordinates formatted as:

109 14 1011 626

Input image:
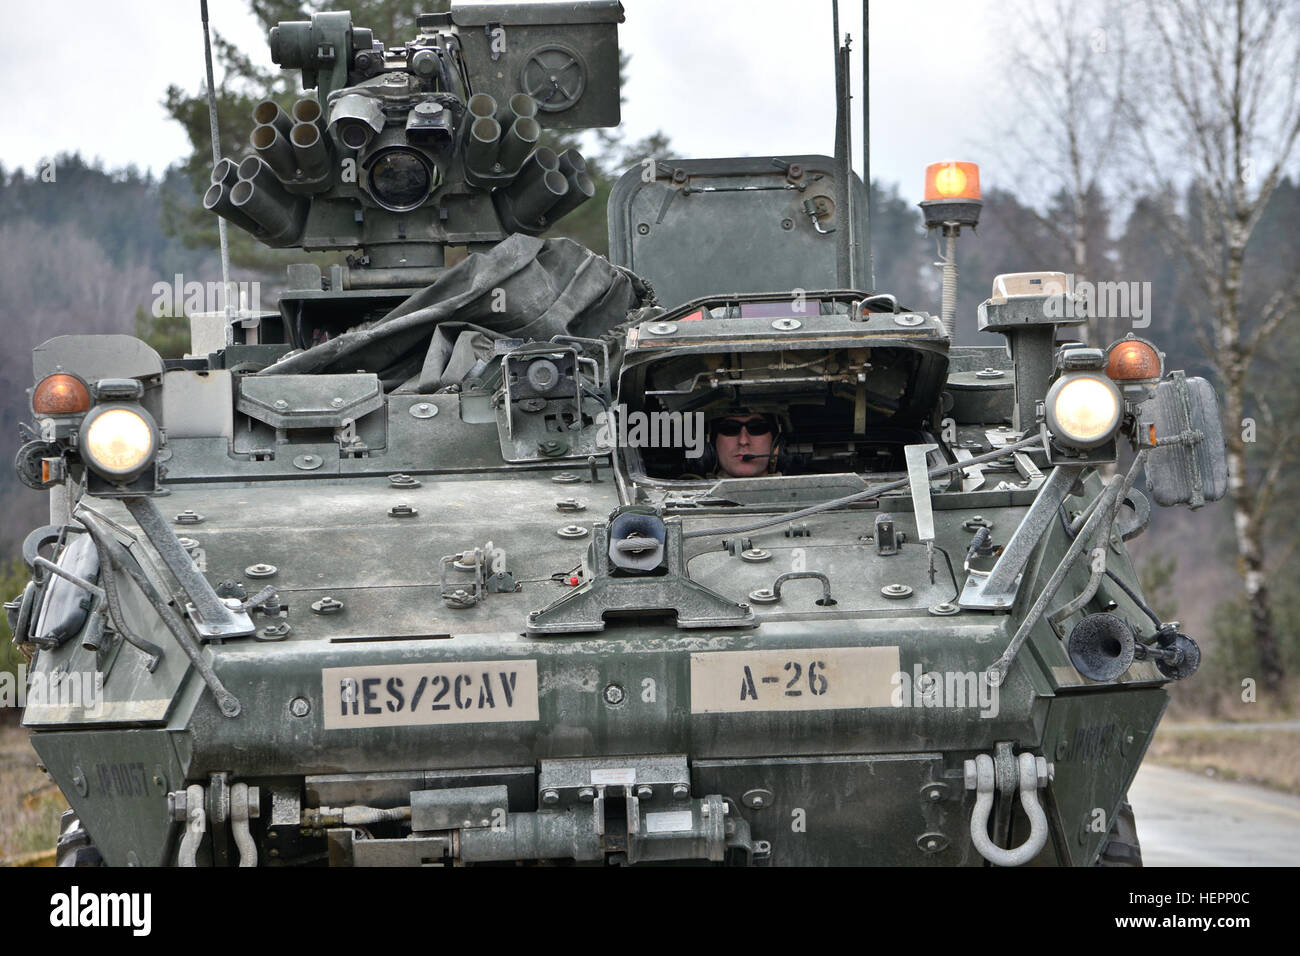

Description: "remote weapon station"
11 2 1226 866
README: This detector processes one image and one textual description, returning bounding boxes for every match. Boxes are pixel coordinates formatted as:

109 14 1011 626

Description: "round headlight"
81 405 158 479
1045 374 1122 449
367 148 433 211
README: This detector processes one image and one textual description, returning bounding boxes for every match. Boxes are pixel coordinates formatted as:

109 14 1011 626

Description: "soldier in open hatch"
709 411 779 478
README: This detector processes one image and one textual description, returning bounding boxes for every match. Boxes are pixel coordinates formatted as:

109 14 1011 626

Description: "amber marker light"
924 161 981 201
1106 337 1163 383
32 374 91 416
920 162 983 324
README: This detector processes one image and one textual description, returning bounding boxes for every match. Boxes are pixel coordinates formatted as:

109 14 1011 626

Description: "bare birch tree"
1127 0 1300 692
992 0 1131 343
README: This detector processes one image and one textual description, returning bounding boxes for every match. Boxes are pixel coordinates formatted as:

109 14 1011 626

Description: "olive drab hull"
19 417 1186 866
10 1 1226 868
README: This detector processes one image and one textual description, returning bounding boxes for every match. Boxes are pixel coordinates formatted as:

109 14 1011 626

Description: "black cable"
293 301 306 352
99 546 165 672
449 37 473 97
581 384 610 411
935 546 960 603
1057 489 1164 628
79 517 165 670
434 48 454 97
1103 567 1164 628
1057 501 1074 538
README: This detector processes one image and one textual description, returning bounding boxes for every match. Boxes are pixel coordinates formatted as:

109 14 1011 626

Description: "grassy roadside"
0 717 67 863
1146 723 1300 795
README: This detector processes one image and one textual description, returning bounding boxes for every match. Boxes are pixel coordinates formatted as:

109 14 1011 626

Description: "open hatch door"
607 155 871 311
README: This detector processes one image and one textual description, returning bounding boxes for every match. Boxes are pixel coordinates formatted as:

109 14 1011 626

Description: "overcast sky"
0 0 1026 204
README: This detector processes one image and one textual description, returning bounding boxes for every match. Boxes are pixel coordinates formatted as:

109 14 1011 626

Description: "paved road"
1129 762 1300 866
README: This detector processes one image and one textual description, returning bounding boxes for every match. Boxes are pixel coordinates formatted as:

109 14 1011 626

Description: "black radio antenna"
200 0 234 324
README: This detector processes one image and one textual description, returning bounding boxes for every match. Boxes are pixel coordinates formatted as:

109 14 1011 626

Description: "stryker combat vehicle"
9 2 1227 867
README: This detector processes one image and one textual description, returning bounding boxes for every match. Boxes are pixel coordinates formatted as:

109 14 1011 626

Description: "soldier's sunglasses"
714 418 772 437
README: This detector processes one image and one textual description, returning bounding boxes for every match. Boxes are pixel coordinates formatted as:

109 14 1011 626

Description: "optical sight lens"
369 149 432 211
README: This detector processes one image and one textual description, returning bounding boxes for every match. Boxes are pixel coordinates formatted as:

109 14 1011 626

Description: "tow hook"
172 785 207 868
170 781 260 867
964 751 1052 866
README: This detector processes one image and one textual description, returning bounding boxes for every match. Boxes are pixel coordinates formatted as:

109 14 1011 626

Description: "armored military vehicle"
9 2 1225 866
